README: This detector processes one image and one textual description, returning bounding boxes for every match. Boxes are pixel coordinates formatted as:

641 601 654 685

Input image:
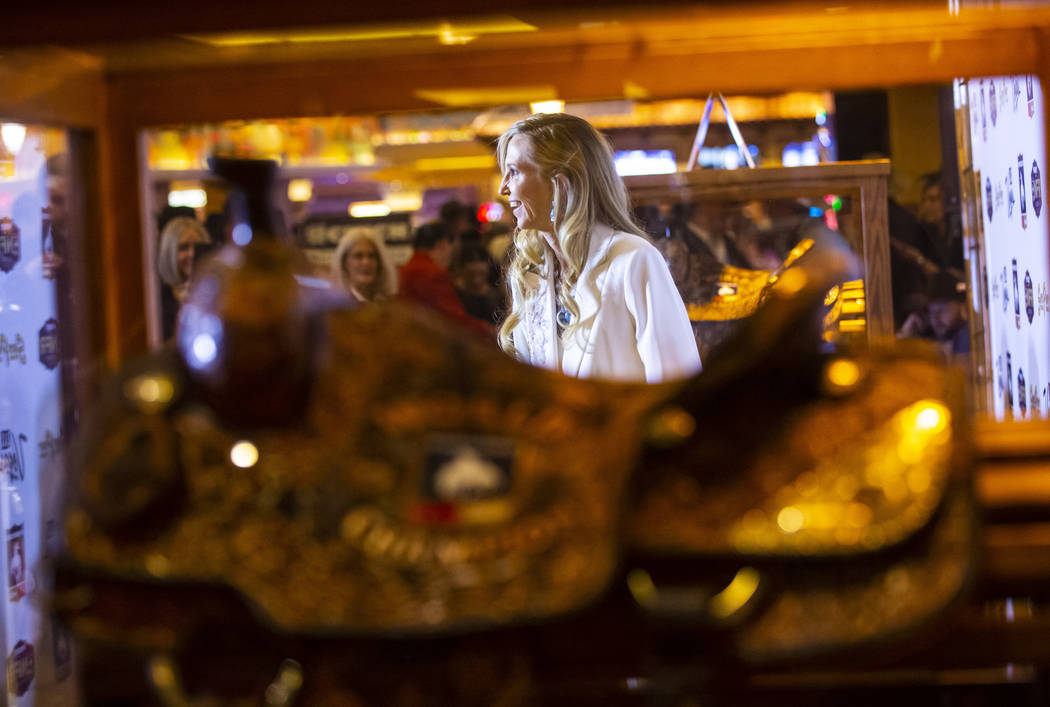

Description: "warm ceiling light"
182 17 536 47
530 100 565 114
385 191 423 212
168 188 206 208
350 201 391 218
613 149 677 176
1 124 26 156
438 23 477 45
416 86 557 108
287 179 313 202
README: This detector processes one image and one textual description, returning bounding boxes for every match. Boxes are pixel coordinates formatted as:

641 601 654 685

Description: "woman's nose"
498 178 509 195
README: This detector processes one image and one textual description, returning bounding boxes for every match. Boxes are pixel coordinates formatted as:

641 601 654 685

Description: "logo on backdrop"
1013 259 1021 329
1019 154 1029 229
1 430 27 484
0 218 20 273
1026 270 1035 324
0 334 26 366
38 318 59 370
1007 352 1014 409
6 640 34 697
1033 160 1043 218
7 524 25 603
1019 368 1028 417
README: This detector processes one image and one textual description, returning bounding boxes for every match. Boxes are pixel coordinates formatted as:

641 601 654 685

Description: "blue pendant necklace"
553 257 573 329
557 305 573 328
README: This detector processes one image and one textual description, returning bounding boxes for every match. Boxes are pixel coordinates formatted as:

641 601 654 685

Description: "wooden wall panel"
0 48 104 128
95 19 1050 364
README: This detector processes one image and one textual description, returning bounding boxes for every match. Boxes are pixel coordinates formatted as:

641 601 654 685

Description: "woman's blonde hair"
157 217 210 287
496 113 644 354
332 231 396 300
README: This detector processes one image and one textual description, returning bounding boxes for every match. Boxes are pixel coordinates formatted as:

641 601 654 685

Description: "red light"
477 202 504 223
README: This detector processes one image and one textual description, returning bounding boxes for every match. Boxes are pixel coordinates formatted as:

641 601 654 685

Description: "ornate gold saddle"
55 162 976 704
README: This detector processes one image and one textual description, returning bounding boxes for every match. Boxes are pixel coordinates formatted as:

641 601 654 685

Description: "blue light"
809 206 823 218
178 305 224 372
801 142 820 166
191 334 217 366
231 223 253 246
816 111 827 126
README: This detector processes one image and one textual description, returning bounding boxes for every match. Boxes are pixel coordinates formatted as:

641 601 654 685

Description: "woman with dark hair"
453 242 503 325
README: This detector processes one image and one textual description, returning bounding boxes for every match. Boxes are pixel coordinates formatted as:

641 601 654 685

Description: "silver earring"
550 204 556 221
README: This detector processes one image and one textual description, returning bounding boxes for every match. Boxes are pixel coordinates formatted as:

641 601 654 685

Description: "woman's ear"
552 173 570 200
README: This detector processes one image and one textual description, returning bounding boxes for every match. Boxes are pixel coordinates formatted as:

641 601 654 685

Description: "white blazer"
511 224 702 383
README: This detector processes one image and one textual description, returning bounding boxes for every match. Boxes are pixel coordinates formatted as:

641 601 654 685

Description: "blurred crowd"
156 172 968 362
155 197 511 342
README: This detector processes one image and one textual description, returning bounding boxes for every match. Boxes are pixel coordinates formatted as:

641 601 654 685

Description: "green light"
832 196 843 211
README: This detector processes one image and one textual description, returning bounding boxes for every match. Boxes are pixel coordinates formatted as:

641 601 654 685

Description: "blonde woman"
332 231 396 306
497 113 701 383
157 216 211 339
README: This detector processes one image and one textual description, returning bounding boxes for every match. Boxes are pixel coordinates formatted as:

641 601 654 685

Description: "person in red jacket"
398 221 494 339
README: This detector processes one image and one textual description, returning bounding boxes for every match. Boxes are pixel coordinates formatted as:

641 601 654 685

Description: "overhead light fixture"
287 179 313 202
438 22 477 45
182 16 536 47
416 86 557 108
350 201 391 218
168 188 207 208
614 150 677 176
530 100 565 114
385 191 423 212
1 124 26 156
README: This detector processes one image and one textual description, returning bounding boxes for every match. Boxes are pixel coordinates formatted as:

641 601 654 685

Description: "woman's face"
177 230 200 282
499 135 554 233
344 239 380 293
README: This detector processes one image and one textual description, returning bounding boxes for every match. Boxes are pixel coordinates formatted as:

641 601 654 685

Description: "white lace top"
510 224 701 383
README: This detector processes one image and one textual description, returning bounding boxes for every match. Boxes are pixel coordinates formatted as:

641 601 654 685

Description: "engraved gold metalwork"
686 265 771 321
67 305 649 635
627 348 963 558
